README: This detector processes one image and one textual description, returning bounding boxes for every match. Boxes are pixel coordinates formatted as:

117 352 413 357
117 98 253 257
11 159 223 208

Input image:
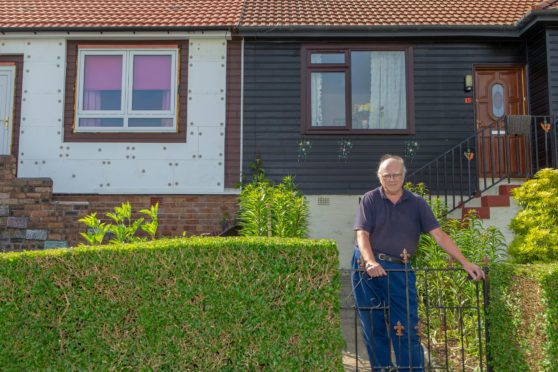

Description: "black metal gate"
341 263 490 371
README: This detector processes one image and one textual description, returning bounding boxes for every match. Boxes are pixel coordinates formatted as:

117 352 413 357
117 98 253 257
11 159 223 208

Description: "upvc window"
76 47 178 132
301 45 414 134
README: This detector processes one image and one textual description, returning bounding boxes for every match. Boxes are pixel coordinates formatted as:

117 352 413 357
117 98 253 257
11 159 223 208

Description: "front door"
474 66 527 176
0 65 16 155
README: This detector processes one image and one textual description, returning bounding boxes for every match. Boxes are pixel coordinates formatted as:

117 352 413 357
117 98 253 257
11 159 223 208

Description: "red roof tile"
0 0 244 28
239 0 548 27
1 0 556 30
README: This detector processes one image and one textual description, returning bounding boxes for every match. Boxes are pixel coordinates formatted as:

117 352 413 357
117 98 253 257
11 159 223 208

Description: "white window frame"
75 47 179 133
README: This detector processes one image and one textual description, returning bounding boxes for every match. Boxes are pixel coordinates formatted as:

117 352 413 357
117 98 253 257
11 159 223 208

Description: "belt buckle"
377 253 388 261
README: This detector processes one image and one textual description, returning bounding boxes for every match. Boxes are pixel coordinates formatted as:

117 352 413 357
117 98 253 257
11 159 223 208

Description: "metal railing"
341 265 490 371
406 115 558 214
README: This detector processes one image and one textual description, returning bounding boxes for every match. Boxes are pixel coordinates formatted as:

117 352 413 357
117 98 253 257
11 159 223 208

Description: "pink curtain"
83 55 122 110
133 55 172 110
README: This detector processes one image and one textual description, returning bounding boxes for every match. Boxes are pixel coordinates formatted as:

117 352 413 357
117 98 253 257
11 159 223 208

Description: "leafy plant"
140 202 159 240
78 202 159 246
106 202 144 244
509 168 558 263
237 160 310 238
78 213 110 246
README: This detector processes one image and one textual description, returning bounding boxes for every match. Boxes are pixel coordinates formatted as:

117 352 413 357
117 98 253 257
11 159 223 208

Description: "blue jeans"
351 246 424 371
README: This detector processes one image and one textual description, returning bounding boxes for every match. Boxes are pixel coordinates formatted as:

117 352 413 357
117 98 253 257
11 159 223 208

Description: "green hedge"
0 237 344 371
488 263 558 371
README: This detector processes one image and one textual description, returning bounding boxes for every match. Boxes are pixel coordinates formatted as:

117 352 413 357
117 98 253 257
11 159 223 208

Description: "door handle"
0 116 8 129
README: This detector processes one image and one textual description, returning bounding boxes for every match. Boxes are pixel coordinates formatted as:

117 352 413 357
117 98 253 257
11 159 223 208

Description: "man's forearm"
356 229 376 264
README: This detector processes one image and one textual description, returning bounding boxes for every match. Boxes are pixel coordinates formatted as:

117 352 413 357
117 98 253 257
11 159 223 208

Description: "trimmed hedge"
0 237 344 371
488 263 558 371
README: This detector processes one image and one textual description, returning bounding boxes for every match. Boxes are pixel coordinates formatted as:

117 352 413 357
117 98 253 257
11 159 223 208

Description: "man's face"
379 159 405 196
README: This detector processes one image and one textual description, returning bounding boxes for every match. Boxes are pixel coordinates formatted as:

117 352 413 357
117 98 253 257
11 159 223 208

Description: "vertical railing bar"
436 160 440 201
483 265 492 372
444 155 448 207
405 264 412 371
387 272 396 372
475 281 485 372
457 144 464 205
443 297 449 370
534 117 540 176
482 127 488 190
489 126 495 185
354 292 359 372
451 149 456 211
504 116 511 183
499 118 505 180
425 269 433 371
459 305 465 371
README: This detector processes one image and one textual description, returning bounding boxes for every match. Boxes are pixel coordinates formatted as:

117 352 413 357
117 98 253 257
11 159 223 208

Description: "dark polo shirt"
354 187 440 258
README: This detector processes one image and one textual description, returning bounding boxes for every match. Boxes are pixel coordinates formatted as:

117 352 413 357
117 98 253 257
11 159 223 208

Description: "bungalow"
1 1 557 265
0 1 245 249
236 0 558 266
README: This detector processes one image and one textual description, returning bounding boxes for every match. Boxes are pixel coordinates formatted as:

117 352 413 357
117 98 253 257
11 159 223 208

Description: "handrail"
406 115 557 215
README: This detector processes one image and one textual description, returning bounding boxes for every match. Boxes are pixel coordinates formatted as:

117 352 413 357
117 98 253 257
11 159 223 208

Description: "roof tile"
0 0 244 28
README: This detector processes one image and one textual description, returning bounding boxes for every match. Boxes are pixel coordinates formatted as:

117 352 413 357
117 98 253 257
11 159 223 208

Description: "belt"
375 252 405 264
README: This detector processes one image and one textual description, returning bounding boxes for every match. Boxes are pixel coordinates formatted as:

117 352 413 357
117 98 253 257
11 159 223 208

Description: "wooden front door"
474 67 528 177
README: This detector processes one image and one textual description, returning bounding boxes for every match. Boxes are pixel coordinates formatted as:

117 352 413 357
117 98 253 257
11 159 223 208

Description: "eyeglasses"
381 173 403 180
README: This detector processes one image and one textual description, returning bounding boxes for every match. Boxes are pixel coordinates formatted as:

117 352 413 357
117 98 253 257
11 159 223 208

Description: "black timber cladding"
243 40 526 195
546 28 558 114
525 25 549 116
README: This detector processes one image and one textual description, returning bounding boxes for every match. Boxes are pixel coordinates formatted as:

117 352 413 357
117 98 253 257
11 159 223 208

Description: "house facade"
236 0 558 265
1 1 558 263
0 1 244 248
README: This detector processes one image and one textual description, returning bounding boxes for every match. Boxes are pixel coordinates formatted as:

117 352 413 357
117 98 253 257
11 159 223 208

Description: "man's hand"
365 260 387 277
462 261 485 281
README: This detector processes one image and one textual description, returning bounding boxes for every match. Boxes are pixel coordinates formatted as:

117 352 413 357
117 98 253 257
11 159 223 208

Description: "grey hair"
377 154 407 180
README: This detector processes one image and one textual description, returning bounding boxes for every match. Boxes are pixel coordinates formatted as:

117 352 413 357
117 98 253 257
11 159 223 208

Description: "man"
351 154 484 371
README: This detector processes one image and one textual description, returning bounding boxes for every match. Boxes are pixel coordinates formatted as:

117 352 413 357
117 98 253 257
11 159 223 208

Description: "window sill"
63 131 187 143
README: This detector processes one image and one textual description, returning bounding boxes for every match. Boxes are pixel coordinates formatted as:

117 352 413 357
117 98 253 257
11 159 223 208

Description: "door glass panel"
310 72 345 126
492 83 505 117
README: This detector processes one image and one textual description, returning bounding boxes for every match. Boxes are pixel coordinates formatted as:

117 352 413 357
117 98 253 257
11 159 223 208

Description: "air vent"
317 196 330 206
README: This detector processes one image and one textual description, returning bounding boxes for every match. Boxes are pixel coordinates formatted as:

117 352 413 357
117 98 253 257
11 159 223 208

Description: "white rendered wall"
1 36 231 194
306 195 361 268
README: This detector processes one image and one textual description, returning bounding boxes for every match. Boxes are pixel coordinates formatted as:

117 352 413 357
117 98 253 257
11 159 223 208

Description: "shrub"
238 175 310 238
0 237 343 371
509 168 558 263
487 263 558 371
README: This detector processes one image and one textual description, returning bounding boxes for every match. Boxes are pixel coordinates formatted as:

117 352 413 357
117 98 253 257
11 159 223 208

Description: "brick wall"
53 194 239 245
0 155 239 251
0 155 89 251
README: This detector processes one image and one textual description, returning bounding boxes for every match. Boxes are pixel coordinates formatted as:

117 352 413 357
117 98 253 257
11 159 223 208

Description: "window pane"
132 55 172 110
128 118 173 127
83 55 122 110
311 53 345 64
351 51 406 129
492 83 505 117
79 118 123 127
311 72 346 127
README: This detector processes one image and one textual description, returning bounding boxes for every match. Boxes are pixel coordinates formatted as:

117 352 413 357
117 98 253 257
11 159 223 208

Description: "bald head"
377 155 406 181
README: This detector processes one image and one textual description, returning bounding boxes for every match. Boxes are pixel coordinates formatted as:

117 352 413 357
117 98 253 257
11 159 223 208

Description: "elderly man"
351 154 484 371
